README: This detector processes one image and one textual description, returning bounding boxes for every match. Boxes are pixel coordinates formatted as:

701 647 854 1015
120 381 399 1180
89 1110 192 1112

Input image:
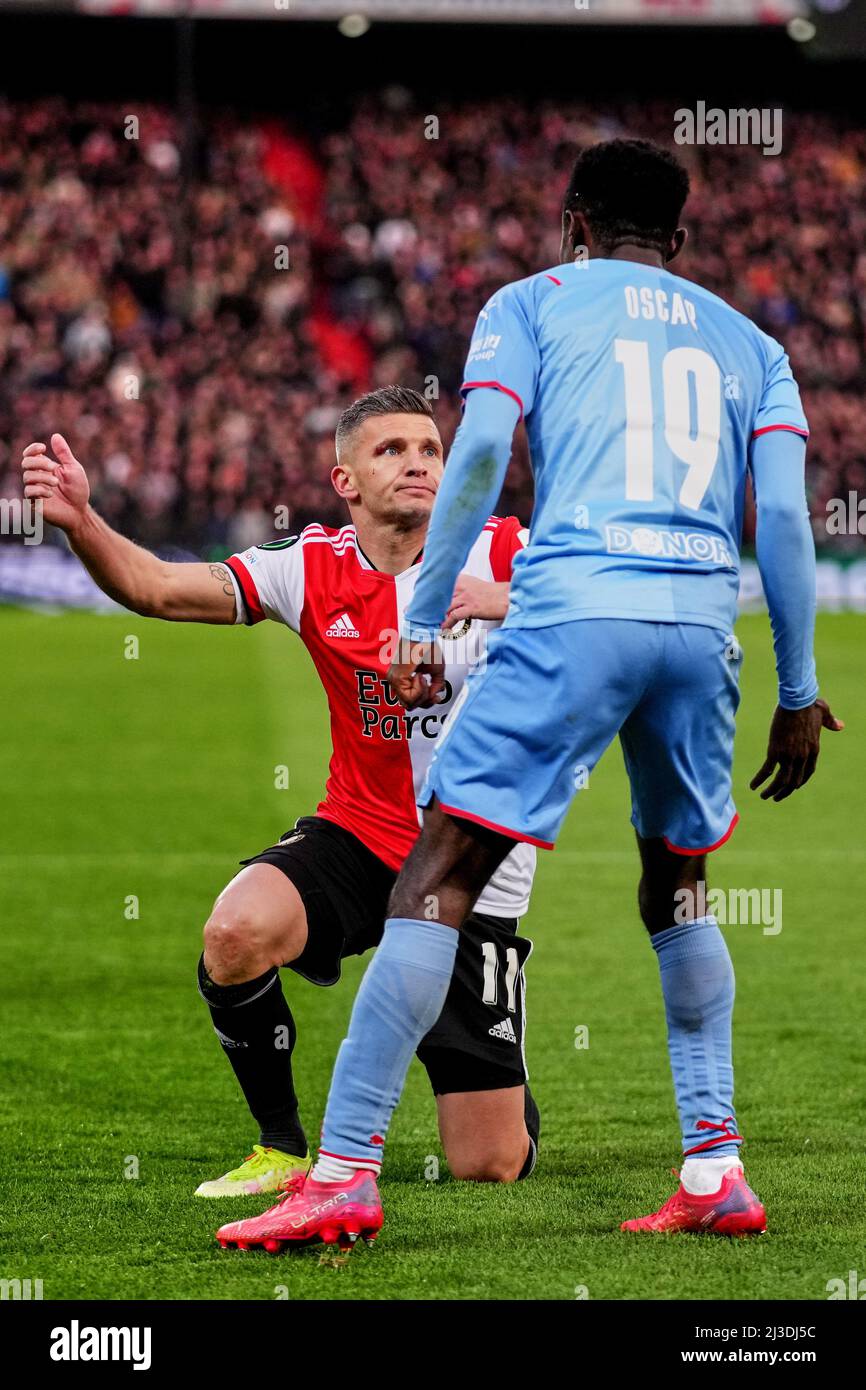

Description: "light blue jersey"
461 259 808 633
315 257 820 1188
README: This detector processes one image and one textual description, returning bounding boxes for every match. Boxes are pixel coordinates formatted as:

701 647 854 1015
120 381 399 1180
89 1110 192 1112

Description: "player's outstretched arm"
21 435 238 624
403 388 519 643
749 428 843 800
388 389 518 707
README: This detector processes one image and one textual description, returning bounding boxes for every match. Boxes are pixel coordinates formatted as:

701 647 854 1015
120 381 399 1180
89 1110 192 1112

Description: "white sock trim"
313 1151 380 1183
681 1155 743 1195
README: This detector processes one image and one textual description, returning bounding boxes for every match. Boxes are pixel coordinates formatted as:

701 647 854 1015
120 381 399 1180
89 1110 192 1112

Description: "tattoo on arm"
209 564 235 599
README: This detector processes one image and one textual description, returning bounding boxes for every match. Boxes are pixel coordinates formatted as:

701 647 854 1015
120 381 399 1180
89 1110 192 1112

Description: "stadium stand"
1 95 864 554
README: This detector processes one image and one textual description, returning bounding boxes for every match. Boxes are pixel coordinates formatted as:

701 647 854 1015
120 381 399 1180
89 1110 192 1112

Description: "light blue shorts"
419 619 742 854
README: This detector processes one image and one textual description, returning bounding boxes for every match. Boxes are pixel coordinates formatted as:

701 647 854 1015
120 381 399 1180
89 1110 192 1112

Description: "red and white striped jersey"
226 515 536 918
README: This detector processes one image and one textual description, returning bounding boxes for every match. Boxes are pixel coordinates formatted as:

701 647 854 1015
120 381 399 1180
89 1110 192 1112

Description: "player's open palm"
750 698 844 802
21 433 90 532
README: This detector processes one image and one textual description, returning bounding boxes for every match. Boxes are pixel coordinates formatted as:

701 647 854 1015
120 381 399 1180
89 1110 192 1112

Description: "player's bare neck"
606 245 666 268
353 517 427 575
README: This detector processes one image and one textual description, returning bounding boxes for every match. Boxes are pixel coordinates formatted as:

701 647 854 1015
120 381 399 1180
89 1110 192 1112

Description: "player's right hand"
21 433 90 533
750 698 844 802
387 639 446 710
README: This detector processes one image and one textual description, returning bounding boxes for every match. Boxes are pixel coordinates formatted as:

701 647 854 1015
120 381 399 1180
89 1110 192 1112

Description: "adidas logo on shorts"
488 1017 517 1043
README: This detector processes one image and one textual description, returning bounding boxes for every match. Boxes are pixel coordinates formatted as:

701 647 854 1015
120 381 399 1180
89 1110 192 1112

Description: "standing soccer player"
214 140 842 1253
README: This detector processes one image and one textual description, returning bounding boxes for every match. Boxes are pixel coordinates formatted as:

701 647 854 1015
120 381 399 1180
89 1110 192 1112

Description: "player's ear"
570 210 593 264
666 227 688 264
331 462 360 503
559 208 575 263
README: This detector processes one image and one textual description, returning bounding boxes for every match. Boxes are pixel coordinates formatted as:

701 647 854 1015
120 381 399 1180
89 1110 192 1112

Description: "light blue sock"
651 916 741 1159
319 917 459 1171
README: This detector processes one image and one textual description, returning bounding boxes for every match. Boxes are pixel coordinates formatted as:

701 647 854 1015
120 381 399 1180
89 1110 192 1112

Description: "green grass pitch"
1 605 864 1301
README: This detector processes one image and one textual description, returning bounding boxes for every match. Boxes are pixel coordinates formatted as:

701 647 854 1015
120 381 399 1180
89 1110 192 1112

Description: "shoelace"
275 1173 307 1203
235 1144 274 1174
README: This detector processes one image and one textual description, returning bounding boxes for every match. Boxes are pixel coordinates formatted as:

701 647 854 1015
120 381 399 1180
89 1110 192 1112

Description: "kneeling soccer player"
20 386 539 1200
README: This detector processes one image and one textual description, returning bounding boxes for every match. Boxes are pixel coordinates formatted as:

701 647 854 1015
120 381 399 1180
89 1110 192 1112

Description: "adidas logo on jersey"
488 1017 517 1043
325 612 360 639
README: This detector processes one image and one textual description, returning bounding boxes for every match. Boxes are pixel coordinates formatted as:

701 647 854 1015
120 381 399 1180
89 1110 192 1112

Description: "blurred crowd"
1 93 864 555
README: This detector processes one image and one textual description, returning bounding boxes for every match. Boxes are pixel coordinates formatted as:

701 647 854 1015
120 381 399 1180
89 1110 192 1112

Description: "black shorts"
240 815 532 1096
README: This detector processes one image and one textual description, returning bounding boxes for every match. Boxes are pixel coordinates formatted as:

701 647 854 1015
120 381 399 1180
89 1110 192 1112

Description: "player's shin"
312 918 459 1182
197 956 308 1157
650 917 742 1189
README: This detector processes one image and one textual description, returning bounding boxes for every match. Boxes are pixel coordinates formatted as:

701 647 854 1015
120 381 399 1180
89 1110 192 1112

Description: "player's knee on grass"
437 1088 529 1183
445 1141 526 1184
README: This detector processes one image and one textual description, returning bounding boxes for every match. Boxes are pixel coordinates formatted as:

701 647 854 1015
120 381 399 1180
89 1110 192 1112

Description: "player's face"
337 414 444 527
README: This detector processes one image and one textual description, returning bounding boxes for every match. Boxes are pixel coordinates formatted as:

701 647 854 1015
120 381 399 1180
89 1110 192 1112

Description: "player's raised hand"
750 698 844 802
21 433 90 533
443 574 509 629
387 639 446 710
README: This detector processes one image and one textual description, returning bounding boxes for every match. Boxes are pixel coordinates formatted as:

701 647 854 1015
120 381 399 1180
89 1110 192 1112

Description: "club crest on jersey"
441 617 473 640
325 612 360 639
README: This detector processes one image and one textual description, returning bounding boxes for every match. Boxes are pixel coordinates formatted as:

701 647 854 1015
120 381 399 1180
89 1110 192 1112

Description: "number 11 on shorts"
481 941 519 1012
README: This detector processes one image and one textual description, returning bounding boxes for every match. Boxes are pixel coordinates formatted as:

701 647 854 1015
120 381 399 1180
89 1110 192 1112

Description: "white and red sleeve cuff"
225 556 266 625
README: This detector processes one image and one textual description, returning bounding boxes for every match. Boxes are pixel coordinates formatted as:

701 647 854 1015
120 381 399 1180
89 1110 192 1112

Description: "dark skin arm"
751 698 844 802
388 575 508 708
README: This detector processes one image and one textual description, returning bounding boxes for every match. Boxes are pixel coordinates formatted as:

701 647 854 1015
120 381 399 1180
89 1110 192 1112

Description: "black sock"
197 955 308 1157
517 1084 541 1181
